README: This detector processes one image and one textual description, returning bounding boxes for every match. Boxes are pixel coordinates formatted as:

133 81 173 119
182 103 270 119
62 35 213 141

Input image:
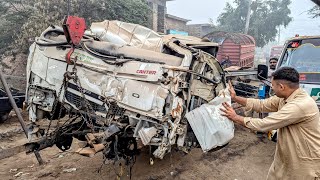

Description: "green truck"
257 35 320 141
277 35 320 109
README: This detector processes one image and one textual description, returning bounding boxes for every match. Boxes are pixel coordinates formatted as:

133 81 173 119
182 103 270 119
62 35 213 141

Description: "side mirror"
257 64 268 80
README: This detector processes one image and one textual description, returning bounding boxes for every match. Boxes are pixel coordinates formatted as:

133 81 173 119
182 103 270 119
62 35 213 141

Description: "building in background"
269 45 283 59
146 0 215 38
187 24 214 38
165 14 190 35
147 0 173 33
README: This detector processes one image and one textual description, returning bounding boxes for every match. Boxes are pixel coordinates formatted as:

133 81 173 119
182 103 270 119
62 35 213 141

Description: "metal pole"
278 26 281 44
244 0 252 34
0 69 44 165
67 0 70 16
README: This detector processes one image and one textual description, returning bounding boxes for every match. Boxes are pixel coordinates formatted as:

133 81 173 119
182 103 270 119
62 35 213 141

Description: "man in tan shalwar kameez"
221 67 320 180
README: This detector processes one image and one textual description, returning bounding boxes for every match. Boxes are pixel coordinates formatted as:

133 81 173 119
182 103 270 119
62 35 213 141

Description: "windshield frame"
277 37 320 84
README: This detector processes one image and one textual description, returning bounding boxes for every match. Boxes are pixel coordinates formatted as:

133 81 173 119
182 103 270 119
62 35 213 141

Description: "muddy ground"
0 115 276 180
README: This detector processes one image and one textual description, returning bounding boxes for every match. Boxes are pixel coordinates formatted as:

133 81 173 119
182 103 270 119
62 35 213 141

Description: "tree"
0 0 150 53
308 5 320 18
310 0 320 6
216 0 292 47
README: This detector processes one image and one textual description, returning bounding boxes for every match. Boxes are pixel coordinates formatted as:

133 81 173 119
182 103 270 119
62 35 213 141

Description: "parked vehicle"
0 88 25 122
269 45 283 59
277 35 320 109
257 35 320 142
204 31 256 68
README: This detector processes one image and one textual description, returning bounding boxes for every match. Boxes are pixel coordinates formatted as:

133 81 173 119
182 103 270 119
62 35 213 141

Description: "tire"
0 112 10 123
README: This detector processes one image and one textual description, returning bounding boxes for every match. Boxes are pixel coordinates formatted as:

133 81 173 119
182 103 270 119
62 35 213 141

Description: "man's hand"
227 81 247 107
220 102 238 120
228 81 236 100
220 102 244 125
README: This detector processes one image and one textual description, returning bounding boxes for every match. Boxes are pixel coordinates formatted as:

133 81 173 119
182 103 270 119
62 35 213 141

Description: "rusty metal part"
65 46 75 64
171 100 183 119
0 69 44 164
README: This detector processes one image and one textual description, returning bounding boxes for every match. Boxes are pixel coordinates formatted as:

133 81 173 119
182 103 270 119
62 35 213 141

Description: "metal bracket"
62 16 86 64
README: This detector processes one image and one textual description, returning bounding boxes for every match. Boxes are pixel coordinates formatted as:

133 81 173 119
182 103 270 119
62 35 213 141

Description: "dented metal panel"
89 20 163 52
186 88 234 152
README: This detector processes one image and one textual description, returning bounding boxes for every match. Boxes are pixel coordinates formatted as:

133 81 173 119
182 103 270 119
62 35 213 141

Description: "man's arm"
221 102 309 132
233 95 247 107
242 103 306 132
229 81 280 113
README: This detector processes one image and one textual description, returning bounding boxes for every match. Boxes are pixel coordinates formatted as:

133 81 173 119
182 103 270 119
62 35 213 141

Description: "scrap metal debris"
14 172 23 177
9 169 18 173
62 168 77 173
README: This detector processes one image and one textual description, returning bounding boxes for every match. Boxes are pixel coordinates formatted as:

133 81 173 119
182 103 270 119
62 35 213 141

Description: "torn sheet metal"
138 127 158 145
190 79 215 102
186 87 234 152
88 20 163 52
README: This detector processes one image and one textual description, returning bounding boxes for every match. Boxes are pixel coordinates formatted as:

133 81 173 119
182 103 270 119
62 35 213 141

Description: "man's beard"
270 66 276 70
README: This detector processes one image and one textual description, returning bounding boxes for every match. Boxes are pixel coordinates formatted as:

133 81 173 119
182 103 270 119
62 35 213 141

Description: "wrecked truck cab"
25 20 227 161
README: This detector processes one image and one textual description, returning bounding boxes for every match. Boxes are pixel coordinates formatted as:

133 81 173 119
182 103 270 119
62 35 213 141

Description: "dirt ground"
0 116 276 180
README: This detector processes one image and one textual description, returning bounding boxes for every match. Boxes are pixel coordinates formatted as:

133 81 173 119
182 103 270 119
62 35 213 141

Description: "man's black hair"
269 57 278 62
272 67 299 87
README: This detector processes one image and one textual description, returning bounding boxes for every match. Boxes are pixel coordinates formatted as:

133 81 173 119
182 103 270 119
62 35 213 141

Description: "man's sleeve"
245 96 281 113
243 103 305 132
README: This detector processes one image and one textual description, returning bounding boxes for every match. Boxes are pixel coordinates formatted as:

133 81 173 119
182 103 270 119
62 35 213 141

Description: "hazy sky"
167 0 320 42
167 0 233 24
281 0 320 41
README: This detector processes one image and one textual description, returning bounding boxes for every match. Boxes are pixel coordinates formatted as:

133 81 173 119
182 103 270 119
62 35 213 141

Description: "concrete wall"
166 16 188 32
187 24 214 38
201 26 214 37
146 0 215 37
187 25 202 37
147 0 167 33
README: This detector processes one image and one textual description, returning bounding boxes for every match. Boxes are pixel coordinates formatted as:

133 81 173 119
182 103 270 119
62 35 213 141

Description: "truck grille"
65 91 107 113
